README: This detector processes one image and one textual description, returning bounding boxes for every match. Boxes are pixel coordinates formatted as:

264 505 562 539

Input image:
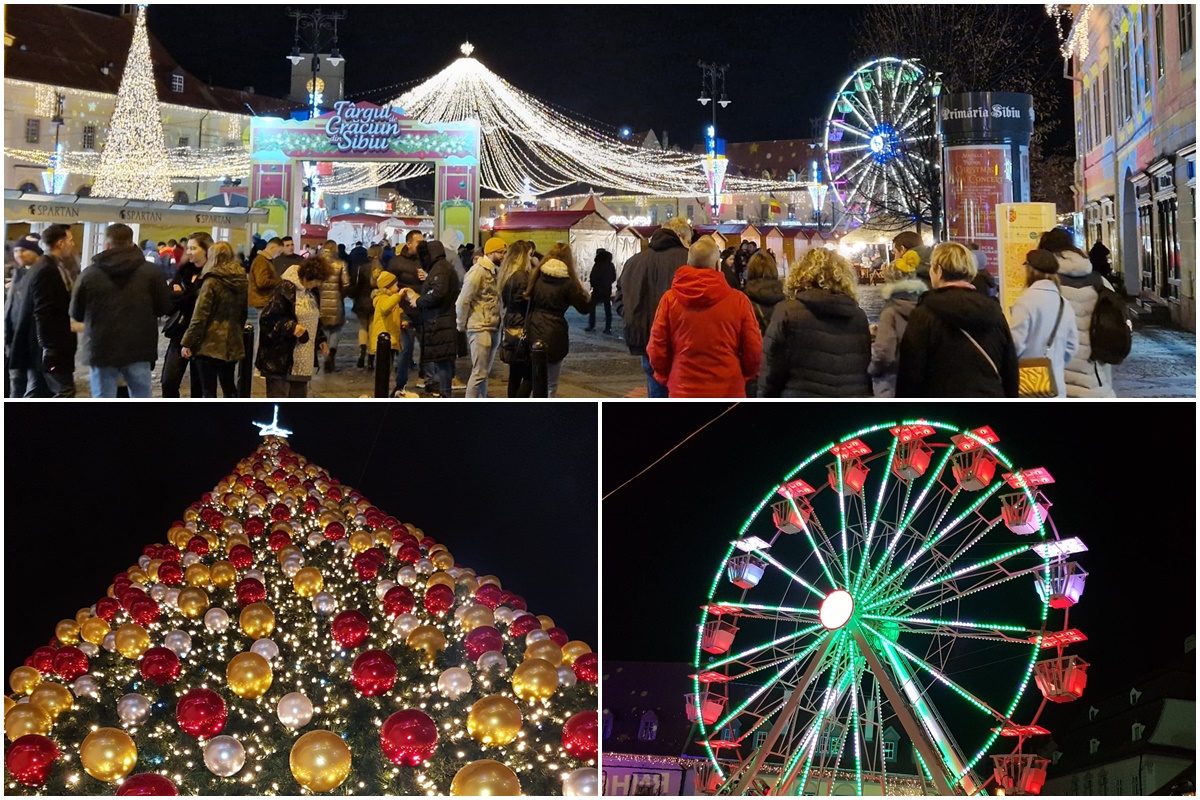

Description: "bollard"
374 333 392 398
237 324 255 398
531 341 548 398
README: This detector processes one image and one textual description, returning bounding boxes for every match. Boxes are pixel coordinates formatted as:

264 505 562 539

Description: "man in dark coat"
348 241 369 280
400 240 460 398
387 229 425 387
70 223 173 398
585 249 616 333
617 218 692 397
273 236 305 277
21 224 78 397
5 233 44 396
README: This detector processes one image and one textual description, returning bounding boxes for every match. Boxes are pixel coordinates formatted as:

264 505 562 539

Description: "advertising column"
940 92 1036 278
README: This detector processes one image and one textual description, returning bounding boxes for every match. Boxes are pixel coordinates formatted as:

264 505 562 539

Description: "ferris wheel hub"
818 589 855 630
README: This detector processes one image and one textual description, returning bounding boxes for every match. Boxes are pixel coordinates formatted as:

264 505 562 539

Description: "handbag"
162 307 187 339
1017 295 1066 398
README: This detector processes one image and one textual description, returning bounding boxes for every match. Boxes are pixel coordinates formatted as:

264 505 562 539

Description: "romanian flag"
769 196 782 217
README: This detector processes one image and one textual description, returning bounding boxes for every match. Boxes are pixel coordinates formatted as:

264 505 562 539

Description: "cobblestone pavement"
64 297 1194 399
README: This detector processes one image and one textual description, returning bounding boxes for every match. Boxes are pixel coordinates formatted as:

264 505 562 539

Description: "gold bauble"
55 619 81 645
211 560 238 589
477 574 501 588
75 607 93 626
240 603 276 638
203 531 220 551
511 657 559 703
466 695 522 745
406 625 447 662
30 682 74 719
536 614 555 631
348 531 373 553
561 640 592 666
5 703 51 740
432 551 455 570
79 727 137 782
184 563 212 588
289 730 352 792
225 533 249 553
183 508 200 523
115 623 151 659
450 759 521 796
272 522 295 539
128 568 149 586
525 639 563 666
460 577 479 594
221 517 242 534
294 567 324 598
3 695 14 715
9 666 41 696
227 651 273 699
460 604 495 632
374 530 394 548
146 559 164 581
177 587 210 620
277 545 301 564
427 572 456 590
168 525 190 546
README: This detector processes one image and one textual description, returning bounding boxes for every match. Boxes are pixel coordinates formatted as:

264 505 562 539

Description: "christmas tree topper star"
253 405 293 438
460 40 475 57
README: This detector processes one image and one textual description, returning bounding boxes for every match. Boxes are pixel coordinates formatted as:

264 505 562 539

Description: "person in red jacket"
647 236 763 398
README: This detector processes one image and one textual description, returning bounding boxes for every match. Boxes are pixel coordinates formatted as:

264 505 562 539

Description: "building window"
17 182 38 193
1139 201 1155 292
735 205 744 219
601 709 612 739
173 191 189 204
1101 65 1112 139
1140 6 1153 100
1088 705 1100 721
686 204 695 220
883 740 896 762
172 73 184 93
637 711 658 742
1117 35 1132 123
1181 4 1194 55
1158 195 1181 302
1099 772 1108 795
1082 86 1093 151
1131 687 1142 704
1084 774 1093 794
178 136 190 149
1133 772 1142 793
25 118 41 144
1089 738 1099 755
753 730 767 750
82 125 96 151
1156 5 1166 78
1132 722 1146 741
1091 82 1102 146
819 733 839 755
1116 777 1123 794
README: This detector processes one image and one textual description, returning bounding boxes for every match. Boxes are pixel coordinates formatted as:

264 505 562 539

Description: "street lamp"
699 62 731 219
931 71 945 241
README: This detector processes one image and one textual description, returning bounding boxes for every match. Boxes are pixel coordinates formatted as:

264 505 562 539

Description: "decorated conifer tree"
3 411 598 796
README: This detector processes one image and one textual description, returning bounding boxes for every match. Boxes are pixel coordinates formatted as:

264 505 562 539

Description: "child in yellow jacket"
369 271 404 355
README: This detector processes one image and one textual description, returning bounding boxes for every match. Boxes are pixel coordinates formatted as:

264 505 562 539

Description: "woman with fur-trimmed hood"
869 275 928 398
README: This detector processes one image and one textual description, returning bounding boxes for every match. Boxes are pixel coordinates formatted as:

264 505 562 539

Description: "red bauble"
186 536 209 556
270 503 291 522
53 646 89 681
464 626 505 661
235 578 266 606
423 584 454 616
302 495 317 512
5 734 59 787
509 615 541 638
351 649 397 696
228 544 254 569
562 711 598 761
129 597 161 627
379 709 438 766
324 521 346 541
244 516 266 538
365 547 388 566
382 586 415 617
572 652 598 684
267 530 291 552
30 647 57 676
95 596 122 622
271 468 287 481
120 588 145 611
546 627 569 647
396 544 421 565
176 688 227 738
506 594 528 611
159 547 181 564
140 647 181 686
113 575 132 593
353 553 379 582
117 773 179 796
253 479 268 495
474 583 504 610
331 610 370 649
157 562 183 586
143 544 159 559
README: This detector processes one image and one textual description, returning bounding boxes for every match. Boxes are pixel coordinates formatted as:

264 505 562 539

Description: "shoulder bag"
1016 295 1065 398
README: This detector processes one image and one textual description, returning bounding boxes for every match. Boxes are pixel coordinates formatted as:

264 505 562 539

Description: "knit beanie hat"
377 271 398 289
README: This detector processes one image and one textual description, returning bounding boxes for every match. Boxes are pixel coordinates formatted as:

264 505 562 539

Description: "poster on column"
996 203 1058 320
943 146 1013 277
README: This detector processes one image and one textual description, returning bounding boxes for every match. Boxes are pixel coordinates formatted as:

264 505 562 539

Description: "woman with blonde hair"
498 242 535 396
179 241 248 397
524 241 590 397
897 242 1019 397
759 248 871 397
317 241 350 372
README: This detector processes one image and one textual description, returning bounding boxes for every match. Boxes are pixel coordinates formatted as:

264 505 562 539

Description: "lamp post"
286 6 345 225
930 71 944 241
698 62 731 220
808 160 829 234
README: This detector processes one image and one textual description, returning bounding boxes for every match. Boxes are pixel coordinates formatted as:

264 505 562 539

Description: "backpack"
1089 282 1133 365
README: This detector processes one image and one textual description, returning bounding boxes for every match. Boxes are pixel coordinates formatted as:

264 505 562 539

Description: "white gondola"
1033 654 1089 703
701 619 738 655
992 753 1050 796
1000 491 1052 535
1035 562 1088 609
727 555 766 589
685 691 726 725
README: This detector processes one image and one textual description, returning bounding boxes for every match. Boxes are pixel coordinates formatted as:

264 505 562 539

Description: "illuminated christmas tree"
3 409 598 796
92 5 173 202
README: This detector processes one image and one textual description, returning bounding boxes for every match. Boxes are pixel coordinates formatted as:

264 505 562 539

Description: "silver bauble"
163 629 192 658
203 735 245 777
117 692 151 726
563 767 598 796
276 692 314 730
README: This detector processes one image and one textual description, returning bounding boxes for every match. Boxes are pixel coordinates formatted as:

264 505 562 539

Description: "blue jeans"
429 360 454 398
396 327 415 391
466 329 500 398
547 360 563 399
90 362 153 398
642 354 669 398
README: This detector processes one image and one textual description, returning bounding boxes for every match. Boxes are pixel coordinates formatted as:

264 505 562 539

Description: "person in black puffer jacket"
760 248 872 398
162 234 207 398
525 242 591 398
897 242 1019 398
400 239 460 398
585 249 616 333
743 251 784 398
498 242 534 397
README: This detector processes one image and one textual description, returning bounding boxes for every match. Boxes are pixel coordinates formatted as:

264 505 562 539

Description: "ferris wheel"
686 421 1091 797
823 58 937 228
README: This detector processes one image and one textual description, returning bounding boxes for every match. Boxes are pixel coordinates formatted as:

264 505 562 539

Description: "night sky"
4 402 598 676
75 4 1066 149
602 402 1196 731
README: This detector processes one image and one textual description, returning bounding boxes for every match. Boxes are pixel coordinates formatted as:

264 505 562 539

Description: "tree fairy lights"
91 6 172 201
4 412 597 796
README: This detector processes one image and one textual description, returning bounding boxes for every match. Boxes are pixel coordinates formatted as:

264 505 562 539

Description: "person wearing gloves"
456 237 505 398
369 270 407 393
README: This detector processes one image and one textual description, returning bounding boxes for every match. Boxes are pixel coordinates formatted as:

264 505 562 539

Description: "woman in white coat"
1009 250 1079 398
1039 228 1116 397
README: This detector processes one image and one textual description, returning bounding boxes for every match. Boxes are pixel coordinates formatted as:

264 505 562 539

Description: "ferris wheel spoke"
708 652 805 734
831 118 873 141
895 483 1003 577
863 613 1042 643
854 437 901 596
896 106 933 135
846 88 879 131
791 500 842 590
753 549 828 600
865 542 1035 612
918 517 1006 585
704 622 825 670
827 143 872 155
784 632 852 794
901 562 1049 619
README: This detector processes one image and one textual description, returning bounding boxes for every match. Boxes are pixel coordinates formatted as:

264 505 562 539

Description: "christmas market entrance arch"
249 103 480 245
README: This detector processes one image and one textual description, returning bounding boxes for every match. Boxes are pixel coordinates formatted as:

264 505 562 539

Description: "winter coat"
28 255 77 374
318 258 350 327
1055 250 1116 397
617 229 689 355
181 260 249 362
869 279 927 398
759 289 872 398
589 251 616 301
386 249 422 290
248 253 282 309
5 268 36 370
744 277 785 336
401 241 460 364
70 245 173 368
351 258 382 318
896 286 1019 398
457 259 501 333
256 266 325 380
272 253 305 278
647 266 762 398
167 262 203 344
1009 280 1079 398
525 259 591 364
369 288 403 355
499 269 531 365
